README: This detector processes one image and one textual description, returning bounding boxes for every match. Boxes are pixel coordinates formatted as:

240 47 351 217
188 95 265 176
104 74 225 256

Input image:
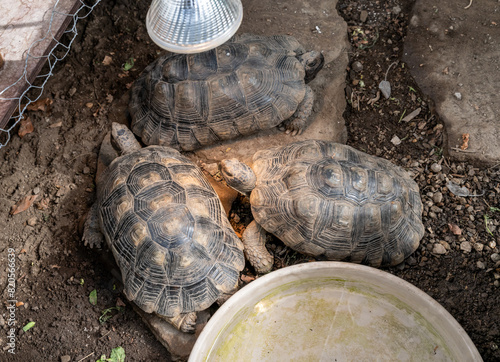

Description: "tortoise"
129 33 325 151
220 140 425 273
83 122 245 333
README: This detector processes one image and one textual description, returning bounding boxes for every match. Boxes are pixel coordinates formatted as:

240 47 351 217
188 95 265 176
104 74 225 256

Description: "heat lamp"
146 0 243 54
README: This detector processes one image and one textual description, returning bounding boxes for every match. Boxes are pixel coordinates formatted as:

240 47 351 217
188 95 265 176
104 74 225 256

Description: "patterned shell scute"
97 146 244 317
250 140 424 267
129 34 307 151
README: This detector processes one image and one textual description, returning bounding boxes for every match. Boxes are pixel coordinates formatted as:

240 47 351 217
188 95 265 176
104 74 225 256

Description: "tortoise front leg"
159 312 198 333
279 85 314 136
83 202 105 249
242 221 274 274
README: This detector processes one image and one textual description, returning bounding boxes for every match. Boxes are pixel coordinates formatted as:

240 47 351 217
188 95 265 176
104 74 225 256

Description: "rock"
392 5 402 15
391 135 401 146
403 0 500 165
477 261 486 270
360 10 368 23
433 243 447 255
202 162 219 177
60 356 71 362
460 241 472 253
352 61 363 72
406 256 417 266
432 192 443 204
491 253 500 263
430 163 442 173
430 205 442 213
473 243 484 252
439 240 451 250
83 166 90 175
33 186 40 195
132 304 202 360
27 217 37 226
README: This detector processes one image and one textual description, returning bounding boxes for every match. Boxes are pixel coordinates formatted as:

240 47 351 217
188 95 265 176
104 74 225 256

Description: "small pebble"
454 92 462 100
473 243 484 252
489 241 497 249
477 261 486 269
440 240 450 250
33 186 41 195
27 217 37 226
491 253 500 263
460 241 472 253
391 135 401 146
430 163 442 173
430 205 442 213
360 10 368 22
352 61 363 72
495 280 499 287
432 192 443 204
406 256 417 266
433 243 447 254
392 5 402 15
83 166 91 175
61 356 71 362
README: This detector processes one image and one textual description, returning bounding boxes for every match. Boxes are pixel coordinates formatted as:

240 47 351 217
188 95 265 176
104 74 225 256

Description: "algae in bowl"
189 262 481 361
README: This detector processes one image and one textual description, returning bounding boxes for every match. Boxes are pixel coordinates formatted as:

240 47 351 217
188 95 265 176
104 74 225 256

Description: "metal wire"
0 0 102 149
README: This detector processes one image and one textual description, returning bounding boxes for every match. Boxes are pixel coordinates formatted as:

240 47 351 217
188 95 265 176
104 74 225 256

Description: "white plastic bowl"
190 262 482 361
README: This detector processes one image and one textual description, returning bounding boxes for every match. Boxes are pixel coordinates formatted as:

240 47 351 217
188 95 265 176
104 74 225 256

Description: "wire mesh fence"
0 0 101 149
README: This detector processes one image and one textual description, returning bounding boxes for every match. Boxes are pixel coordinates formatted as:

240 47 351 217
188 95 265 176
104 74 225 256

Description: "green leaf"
99 306 123 324
110 346 126 362
80 278 85 286
96 355 107 362
23 321 35 332
123 58 134 71
490 207 500 213
89 289 97 305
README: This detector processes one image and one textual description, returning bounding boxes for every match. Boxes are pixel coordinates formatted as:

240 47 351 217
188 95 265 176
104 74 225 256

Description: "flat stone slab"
0 0 81 129
112 0 349 358
403 0 500 165
192 0 349 165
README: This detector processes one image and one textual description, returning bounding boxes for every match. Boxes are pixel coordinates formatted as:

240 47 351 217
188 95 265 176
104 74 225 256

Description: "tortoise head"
220 159 256 195
299 51 325 83
111 122 142 155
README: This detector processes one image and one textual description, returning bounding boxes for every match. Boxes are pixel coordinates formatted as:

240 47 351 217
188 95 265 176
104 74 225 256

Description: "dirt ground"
0 0 499 361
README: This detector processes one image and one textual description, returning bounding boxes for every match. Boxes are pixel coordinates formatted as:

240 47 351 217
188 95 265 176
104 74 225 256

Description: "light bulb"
146 0 243 54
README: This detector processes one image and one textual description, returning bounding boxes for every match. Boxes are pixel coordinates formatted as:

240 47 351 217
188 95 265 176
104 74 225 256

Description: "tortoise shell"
129 34 308 151
249 140 425 267
97 146 245 317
